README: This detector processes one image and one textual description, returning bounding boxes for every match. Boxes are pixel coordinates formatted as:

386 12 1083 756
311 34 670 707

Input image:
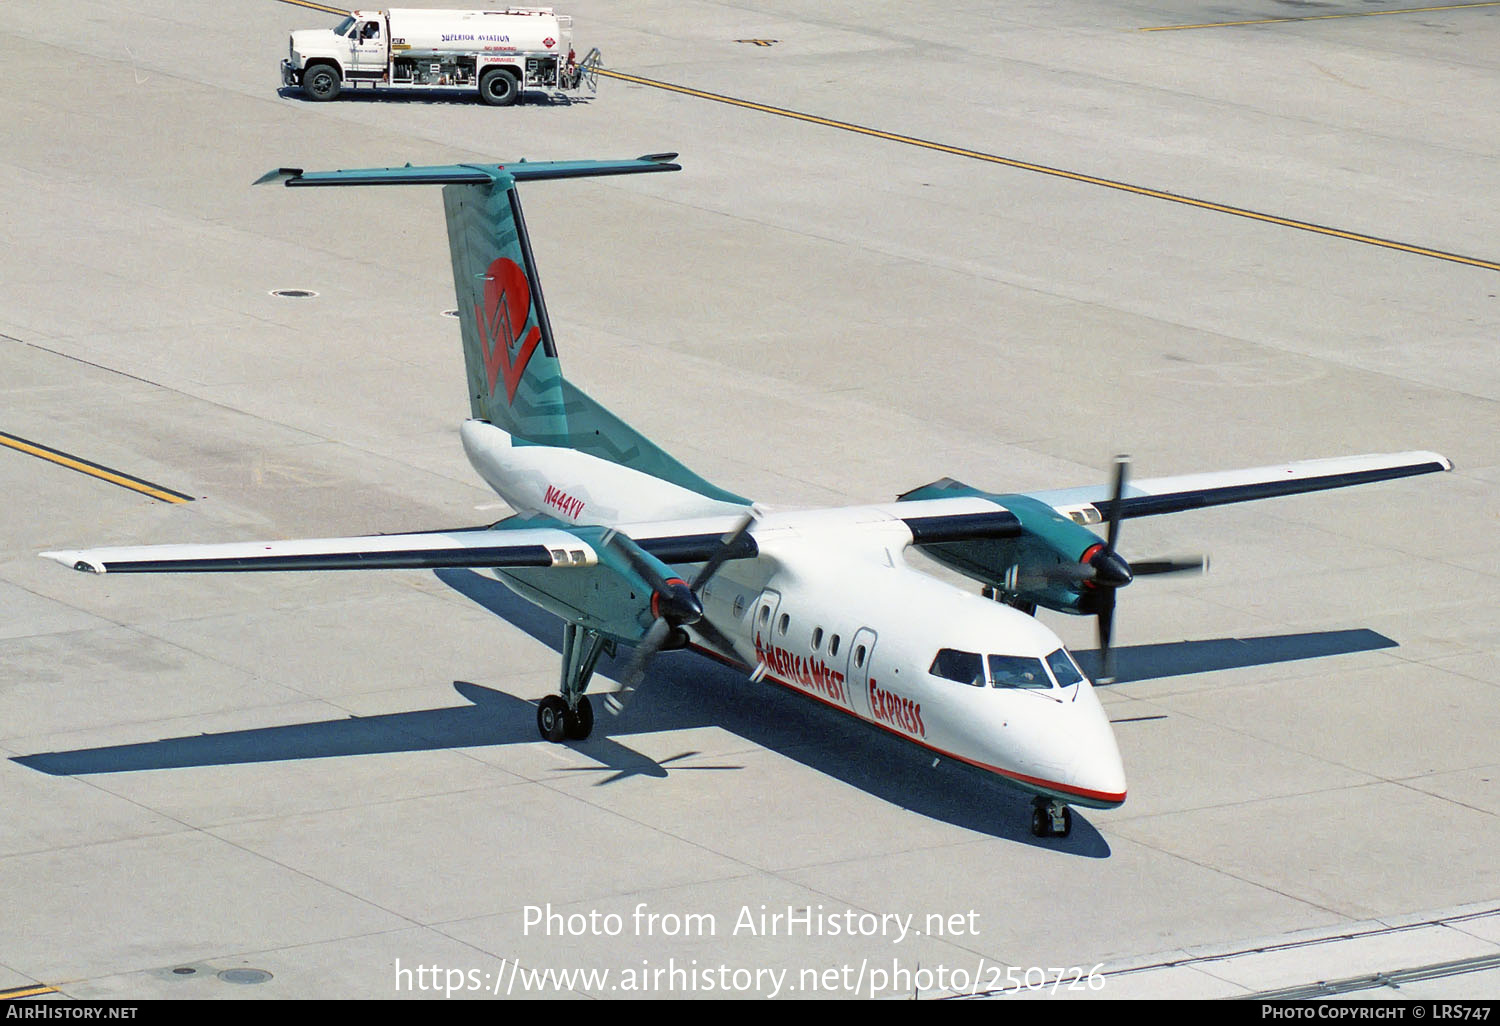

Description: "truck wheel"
479 69 519 106
303 64 341 101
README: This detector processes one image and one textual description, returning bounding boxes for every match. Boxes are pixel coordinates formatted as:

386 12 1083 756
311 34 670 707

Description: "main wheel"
1058 806 1073 838
1031 807 1050 838
536 695 568 742
564 695 594 740
302 64 342 101
479 69 520 106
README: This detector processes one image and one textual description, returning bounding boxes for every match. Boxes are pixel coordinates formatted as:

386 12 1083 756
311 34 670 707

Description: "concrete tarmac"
2 0 1498 1000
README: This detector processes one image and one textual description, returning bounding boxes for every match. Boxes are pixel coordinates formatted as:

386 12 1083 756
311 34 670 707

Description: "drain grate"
269 289 319 299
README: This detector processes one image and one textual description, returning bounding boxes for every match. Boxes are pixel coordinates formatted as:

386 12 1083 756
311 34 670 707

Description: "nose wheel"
1030 798 1073 838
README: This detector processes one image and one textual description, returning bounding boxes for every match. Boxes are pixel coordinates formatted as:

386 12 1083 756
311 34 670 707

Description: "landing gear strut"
981 585 1036 616
1030 797 1073 838
536 623 611 742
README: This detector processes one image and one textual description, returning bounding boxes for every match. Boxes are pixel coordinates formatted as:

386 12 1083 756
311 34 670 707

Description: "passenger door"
750 588 782 672
844 627 877 720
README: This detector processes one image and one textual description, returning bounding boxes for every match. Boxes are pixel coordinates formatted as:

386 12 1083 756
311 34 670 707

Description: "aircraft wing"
893 449 1452 619
1021 451 1453 524
40 517 758 575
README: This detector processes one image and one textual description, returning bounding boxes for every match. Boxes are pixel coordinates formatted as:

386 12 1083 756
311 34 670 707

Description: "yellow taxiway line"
274 0 352 16
0 432 194 504
595 68 1500 274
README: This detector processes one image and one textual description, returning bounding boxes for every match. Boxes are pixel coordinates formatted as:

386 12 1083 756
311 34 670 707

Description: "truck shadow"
275 86 590 106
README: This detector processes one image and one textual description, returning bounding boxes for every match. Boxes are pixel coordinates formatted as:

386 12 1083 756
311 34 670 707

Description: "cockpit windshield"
334 17 356 36
1046 648 1085 687
987 654 1051 689
930 648 1066 689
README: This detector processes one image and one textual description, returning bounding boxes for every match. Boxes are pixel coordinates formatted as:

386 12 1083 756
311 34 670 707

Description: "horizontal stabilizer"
255 155 681 189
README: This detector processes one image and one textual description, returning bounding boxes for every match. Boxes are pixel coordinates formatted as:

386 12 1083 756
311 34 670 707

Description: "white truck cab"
282 8 599 105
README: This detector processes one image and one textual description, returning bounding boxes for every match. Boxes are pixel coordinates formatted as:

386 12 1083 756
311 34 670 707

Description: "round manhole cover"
218 968 273 985
269 289 319 299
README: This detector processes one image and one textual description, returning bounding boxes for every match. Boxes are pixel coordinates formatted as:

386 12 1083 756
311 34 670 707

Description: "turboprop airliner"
41 155 1452 838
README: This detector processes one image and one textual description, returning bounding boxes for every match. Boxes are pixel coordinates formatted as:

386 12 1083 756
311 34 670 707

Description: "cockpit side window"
930 649 985 687
1046 649 1085 687
988 654 1052 689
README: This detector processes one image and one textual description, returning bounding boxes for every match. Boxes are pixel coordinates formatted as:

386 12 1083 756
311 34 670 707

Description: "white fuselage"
462 419 1127 808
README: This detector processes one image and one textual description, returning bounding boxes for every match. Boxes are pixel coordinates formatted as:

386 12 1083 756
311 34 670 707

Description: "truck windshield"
334 17 355 36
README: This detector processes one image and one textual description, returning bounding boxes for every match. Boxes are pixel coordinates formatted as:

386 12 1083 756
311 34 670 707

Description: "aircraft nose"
1064 683 1128 807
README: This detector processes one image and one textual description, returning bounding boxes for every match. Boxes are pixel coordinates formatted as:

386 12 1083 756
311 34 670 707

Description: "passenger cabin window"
829 635 840 657
988 655 1052 689
812 628 824 650
778 613 789 636
1047 649 1084 687
930 649 985 687
854 644 866 669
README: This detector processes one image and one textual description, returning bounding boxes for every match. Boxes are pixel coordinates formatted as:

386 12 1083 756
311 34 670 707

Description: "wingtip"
40 551 105 573
252 167 304 187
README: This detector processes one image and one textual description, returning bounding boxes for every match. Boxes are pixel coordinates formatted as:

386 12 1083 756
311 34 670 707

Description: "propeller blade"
601 530 702 624
1105 454 1129 555
690 614 740 660
1131 555 1209 576
1015 562 1096 589
1095 587 1118 685
689 511 757 592
602 529 674 596
604 617 673 716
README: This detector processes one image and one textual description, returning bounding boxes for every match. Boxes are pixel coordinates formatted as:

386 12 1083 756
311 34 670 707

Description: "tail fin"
263 157 749 505
444 174 568 441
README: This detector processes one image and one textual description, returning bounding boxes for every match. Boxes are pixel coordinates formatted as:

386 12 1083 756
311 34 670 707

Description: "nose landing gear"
1030 798 1073 838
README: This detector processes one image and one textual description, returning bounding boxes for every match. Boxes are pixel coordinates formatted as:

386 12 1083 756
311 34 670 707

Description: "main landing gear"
1030 797 1073 839
536 623 612 742
981 584 1037 617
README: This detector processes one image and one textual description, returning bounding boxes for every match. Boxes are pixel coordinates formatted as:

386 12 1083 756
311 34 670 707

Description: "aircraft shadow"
11 570 1096 854
1072 629 1397 685
9 573 1396 856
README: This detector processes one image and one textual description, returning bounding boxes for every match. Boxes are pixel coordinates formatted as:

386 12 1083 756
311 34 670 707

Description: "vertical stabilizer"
262 156 750 505
444 178 569 442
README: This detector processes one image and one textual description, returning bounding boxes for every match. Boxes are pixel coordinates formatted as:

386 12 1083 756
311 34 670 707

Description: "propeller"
603 511 757 716
1082 456 1206 684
